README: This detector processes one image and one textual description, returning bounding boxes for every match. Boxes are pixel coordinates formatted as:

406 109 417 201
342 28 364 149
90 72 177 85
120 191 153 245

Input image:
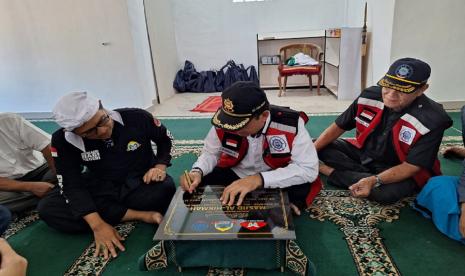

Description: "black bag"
202 71 217 92
173 60 198 92
224 60 248 90
187 72 204 92
246 65 259 85
175 60 258 92
239 64 249 81
215 63 229 92
173 69 187 92
223 62 235 89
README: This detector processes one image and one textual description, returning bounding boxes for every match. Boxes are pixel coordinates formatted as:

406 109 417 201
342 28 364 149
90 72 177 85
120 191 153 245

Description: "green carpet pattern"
286 240 310 275
2 210 39 239
142 240 169 271
308 190 411 275
64 222 137 276
3 113 463 275
142 238 310 276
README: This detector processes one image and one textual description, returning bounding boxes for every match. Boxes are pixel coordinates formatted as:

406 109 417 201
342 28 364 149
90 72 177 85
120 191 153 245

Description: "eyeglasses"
77 113 110 138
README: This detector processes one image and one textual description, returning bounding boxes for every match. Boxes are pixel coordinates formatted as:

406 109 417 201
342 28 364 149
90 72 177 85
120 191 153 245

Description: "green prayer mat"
2 113 464 275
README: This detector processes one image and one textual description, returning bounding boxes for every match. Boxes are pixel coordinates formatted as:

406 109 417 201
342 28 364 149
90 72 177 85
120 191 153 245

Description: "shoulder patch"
50 146 58 157
399 125 416 145
267 134 290 154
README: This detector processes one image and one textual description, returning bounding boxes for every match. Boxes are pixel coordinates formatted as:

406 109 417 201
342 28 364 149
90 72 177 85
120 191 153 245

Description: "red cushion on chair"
278 64 321 76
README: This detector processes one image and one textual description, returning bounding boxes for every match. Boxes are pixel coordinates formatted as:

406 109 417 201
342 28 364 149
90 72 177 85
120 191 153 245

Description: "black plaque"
154 185 295 240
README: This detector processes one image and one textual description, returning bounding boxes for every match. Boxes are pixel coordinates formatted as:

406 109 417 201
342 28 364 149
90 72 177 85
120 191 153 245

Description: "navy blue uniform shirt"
51 108 172 217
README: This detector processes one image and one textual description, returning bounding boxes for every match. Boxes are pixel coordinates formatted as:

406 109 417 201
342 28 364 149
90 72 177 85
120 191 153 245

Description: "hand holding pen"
180 170 201 193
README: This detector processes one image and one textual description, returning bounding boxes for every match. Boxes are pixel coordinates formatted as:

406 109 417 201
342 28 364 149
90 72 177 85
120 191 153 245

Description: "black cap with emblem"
212 81 269 131
377 57 431 94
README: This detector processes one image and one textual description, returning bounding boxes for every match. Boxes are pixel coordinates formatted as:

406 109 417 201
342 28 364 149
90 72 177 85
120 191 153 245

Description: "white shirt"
192 116 319 188
0 113 51 179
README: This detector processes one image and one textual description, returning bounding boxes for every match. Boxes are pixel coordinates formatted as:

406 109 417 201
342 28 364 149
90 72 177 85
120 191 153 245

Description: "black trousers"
201 167 311 209
38 175 176 233
319 139 417 204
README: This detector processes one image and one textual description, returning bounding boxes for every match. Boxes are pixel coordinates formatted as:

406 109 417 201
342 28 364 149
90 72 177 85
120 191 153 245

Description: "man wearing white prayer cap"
38 92 176 260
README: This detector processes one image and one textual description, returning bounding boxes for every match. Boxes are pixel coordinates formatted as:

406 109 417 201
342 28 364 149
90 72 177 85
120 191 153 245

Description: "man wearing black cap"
315 57 452 204
180 81 321 213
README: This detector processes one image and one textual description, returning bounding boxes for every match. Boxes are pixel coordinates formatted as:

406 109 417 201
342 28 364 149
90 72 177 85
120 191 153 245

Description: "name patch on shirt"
219 147 239 158
81 150 101 161
399 125 416 145
355 117 370 127
267 135 290 154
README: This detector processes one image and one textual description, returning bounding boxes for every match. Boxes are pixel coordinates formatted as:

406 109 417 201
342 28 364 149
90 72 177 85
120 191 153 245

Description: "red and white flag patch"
360 110 375 120
226 139 238 148
50 147 58 157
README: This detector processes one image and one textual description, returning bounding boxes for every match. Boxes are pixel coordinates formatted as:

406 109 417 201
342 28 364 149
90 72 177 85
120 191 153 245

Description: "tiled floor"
150 88 353 117
22 87 463 120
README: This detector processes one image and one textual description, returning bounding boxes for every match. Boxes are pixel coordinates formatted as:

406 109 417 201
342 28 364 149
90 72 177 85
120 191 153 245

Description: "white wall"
6 0 459 111
391 0 465 102
172 0 347 71
364 0 396 87
345 0 364 28
127 0 158 107
0 0 155 112
345 0 465 102
337 0 395 89
145 0 179 103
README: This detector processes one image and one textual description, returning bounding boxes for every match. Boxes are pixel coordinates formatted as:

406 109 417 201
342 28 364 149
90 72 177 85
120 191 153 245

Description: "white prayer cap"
53 92 100 131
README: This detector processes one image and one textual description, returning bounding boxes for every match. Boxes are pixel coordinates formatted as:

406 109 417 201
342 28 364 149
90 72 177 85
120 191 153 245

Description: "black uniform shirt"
51 108 172 217
336 92 449 170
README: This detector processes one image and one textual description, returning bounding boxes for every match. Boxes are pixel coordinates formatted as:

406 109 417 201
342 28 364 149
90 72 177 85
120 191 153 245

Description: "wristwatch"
373 175 383 188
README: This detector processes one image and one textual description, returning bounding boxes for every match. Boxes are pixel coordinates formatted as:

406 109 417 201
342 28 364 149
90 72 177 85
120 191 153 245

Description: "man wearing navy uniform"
315 58 452 204
38 92 176 259
180 81 321 214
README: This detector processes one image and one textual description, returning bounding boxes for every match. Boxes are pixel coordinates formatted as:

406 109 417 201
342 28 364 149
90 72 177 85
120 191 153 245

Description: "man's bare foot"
319 163 335 176
122 209 164 225
141 212 163 224
152 212 163 224
443 146 465 159
290 203 301 216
